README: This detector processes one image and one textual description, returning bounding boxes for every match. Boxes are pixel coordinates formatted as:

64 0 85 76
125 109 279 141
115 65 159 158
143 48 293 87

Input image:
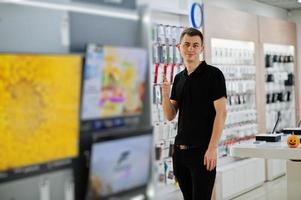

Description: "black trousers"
172 147 216 200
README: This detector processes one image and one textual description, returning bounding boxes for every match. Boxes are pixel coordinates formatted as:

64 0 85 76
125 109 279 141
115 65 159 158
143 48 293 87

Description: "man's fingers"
204 158 216 171
209 159 216 171
205 157 211 171
163 75 168 83
210 160 214 171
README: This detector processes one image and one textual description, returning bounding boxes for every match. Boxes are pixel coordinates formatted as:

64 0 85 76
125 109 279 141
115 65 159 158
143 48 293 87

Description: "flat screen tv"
81 44 147 124
87 130 152 199
0 54 82 172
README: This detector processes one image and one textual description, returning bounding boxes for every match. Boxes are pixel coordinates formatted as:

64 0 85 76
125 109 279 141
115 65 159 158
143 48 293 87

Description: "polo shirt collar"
183 61 209 76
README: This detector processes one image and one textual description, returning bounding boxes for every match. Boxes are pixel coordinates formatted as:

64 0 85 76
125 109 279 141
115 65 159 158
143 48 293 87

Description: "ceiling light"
0 0 139 20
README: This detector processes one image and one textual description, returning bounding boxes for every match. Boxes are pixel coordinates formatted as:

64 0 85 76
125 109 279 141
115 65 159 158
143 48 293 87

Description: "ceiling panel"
252 0 301 10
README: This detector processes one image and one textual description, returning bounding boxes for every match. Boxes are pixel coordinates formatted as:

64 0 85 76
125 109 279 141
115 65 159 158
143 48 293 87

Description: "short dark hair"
179 27 204 44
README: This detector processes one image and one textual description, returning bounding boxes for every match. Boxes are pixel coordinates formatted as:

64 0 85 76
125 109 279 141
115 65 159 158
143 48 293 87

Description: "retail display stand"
140 5 190 199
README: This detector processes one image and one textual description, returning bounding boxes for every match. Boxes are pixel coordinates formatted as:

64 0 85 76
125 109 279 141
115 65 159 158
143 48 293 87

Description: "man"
162 27 227 200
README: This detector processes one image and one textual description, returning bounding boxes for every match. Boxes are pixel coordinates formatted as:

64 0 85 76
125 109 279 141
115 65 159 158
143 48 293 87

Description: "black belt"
175 145 201 150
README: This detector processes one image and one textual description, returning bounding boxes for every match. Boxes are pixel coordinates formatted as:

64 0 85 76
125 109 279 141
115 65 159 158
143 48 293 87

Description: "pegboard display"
264 43 295 132
211 38 258 157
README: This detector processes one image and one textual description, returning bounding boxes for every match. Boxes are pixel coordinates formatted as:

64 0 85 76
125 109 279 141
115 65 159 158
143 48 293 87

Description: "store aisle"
160 175 287 200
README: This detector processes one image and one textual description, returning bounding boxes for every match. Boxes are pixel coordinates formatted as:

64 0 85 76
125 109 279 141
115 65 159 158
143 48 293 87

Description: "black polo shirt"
170 61 227 146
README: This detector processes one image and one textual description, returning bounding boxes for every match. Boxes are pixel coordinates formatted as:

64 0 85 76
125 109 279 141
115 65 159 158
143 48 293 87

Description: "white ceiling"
252 0 301 10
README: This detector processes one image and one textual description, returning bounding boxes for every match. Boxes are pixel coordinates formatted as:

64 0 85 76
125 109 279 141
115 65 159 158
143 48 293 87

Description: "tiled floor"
161 175 287 200
232 175 286 200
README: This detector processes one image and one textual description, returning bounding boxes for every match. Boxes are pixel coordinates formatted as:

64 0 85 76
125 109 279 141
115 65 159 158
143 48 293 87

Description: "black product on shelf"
277 92 283 102
87 128 152 200
265 54 272 68
266 74 274 82
285 73 294 86
288 55 294 62
284 55 288 63
271 93 277 103
266 94 270 104
256 111 282 142
282 128 301 135
282 120 301 135
286 91 291 101
273 54 278 63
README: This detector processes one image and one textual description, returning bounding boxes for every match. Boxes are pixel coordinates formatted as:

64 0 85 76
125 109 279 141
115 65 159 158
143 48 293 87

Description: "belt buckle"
179 145 188 150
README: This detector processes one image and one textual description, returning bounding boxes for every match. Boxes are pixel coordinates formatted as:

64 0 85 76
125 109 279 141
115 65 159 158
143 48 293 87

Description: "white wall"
289 10 301 119
203 0 288 20
138 0 288 19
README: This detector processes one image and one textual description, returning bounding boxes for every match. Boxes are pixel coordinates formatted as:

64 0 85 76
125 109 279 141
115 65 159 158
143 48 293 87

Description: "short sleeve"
170 74 179 101
212 69 227 101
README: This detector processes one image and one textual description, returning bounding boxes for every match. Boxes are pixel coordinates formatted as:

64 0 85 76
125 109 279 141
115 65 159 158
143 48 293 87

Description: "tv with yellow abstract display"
0 54 82 171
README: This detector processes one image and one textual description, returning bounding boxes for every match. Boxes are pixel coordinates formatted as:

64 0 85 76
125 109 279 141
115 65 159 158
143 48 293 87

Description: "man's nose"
188 46 194 51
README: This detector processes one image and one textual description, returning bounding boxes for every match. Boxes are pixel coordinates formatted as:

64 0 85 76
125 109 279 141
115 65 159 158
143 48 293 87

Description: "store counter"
230 137 301 200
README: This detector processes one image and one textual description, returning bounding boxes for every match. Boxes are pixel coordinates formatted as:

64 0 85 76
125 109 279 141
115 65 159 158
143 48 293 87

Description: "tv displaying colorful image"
81 44 147 120
88 133 152 198
0 54 82 171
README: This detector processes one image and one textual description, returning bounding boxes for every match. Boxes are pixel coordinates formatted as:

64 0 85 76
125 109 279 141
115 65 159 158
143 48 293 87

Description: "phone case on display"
157 24 165 45
152 106 159 122
168 45 174 64
164 158 175 184
152 24 158 42
162 122 170 140
154 123 162 141
155 161 165 185
162 140 170 159
168 140 175 157
161 45 168 64
171 26 177 45
155 141 164 160
165 25 172 45
153 44 160 64
153 63 160 84
153 85 162 105
157 64 164 84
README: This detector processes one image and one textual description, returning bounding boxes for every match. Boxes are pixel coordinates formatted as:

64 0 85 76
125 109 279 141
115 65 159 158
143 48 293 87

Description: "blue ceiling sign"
190 2 204 29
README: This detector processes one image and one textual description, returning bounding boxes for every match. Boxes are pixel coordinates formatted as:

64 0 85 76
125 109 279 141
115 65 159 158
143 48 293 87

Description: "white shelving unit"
211 38 258 158
140 5 190 199
210 38 265 199
215 158 265 200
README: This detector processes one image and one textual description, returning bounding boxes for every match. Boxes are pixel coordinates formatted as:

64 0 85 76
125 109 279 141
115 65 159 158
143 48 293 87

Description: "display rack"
151 22 185 188
211 38 258 158
264 44 296 132
140 5 190 199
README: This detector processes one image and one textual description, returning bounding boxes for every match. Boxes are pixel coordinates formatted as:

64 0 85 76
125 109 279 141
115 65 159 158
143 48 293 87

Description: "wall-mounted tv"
0 54 82 172
80 44 147 130
87 131 152 199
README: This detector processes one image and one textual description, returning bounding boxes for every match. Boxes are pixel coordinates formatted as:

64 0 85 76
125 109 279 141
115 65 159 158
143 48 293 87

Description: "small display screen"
88 133 152 198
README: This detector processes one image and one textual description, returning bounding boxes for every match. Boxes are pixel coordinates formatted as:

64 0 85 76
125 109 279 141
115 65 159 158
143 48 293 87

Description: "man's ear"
201 45 204 51
176 44 180 50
